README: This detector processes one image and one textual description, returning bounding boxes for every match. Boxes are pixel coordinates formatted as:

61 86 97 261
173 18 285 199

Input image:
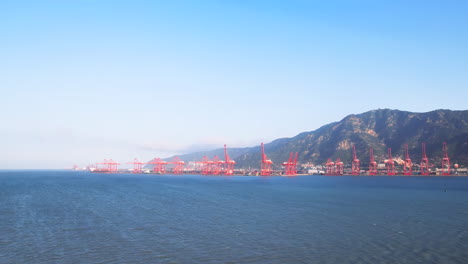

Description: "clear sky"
1 0 467 169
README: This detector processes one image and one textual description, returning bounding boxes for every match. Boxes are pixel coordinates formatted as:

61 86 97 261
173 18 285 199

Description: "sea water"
1 171 467 264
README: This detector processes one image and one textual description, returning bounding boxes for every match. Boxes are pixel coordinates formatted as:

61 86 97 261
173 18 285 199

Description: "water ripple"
0 172 467 264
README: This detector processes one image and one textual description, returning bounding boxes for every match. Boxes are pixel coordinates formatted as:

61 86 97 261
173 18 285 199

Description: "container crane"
283 153 293 175
110 159 120 173
368 148 377 175
441 142 451 175
211 155 222 175
260 142 272 176
283 152 298 176
335 158 344 175
224 144 236 175
352 145 360 175
126 158 146 174
420 143 429 175
199 156 210 174
386 148 395 175
96 159 109 172
99 159 119 173
403 144 412 175
148 158 168 174
292 152 298 175
169 157 185 174
325 158 335 175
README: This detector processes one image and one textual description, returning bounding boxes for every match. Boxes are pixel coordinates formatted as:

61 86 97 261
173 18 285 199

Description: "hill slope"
163 109 468 168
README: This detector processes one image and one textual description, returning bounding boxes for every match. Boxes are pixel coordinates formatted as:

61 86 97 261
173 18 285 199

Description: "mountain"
163 109 468 168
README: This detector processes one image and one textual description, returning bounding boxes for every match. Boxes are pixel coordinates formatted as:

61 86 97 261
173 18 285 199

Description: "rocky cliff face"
165 109 468 168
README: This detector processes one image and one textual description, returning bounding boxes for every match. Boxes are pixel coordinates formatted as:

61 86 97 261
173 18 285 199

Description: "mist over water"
1 171 467 264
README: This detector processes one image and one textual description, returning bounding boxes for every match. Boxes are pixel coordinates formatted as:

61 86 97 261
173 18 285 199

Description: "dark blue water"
1 171 467 264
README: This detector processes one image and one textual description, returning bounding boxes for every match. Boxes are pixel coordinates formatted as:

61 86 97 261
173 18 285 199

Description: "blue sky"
1 0 467 169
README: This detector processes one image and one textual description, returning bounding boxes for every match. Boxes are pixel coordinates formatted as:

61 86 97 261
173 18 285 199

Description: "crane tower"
260 143 273 176
441 142 451 176
352 145 360 175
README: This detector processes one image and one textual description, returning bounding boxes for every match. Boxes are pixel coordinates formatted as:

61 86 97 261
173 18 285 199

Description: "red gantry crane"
224 144 236 175
148 158 168 174
352 145 360 175
283 152 293 175
170 157 185 174
386 148 395 175
198 156 210 175
441 142 451 176
292 152 298 175
205 157 214 174
420 143 429 175
127 158 145 174
335 158 344 175
96 159 108 172
260 142 273 176
211 155 222 175
403 144 412 175
368 148 377 175
98 159 120 173
283 152 298 176
325 158 335 175
110 159 120 173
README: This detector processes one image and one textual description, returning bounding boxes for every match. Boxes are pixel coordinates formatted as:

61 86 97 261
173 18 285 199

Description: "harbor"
84 142 467 176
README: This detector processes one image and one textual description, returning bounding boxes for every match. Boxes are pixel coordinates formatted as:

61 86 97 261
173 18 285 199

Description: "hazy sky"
1 0 467 169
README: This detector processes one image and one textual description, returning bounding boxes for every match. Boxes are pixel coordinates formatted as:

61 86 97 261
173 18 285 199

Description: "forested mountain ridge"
163 109 468 168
